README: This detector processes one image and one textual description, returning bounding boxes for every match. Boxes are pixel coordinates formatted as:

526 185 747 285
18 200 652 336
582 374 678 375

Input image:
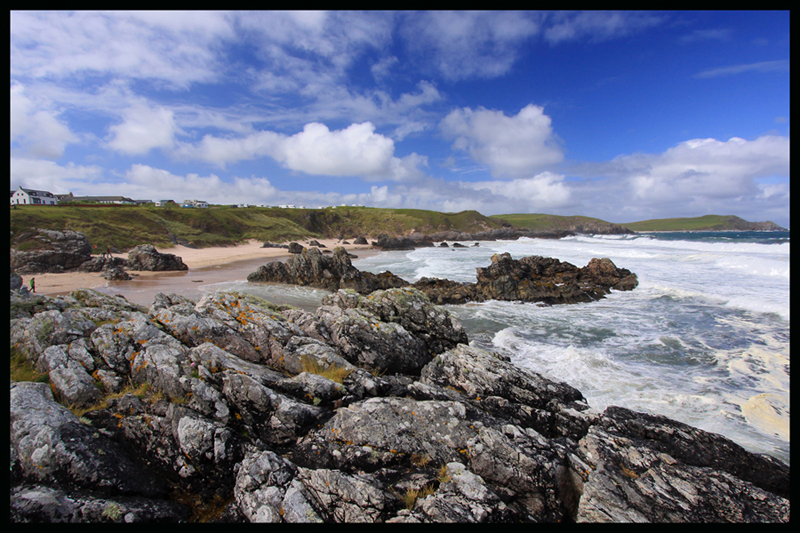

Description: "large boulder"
472 253 637 304
125 244 188 271
10 228 93 274
248 247 408 294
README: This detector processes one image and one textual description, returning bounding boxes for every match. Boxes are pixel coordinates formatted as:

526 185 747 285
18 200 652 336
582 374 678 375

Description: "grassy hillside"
9 204 506 253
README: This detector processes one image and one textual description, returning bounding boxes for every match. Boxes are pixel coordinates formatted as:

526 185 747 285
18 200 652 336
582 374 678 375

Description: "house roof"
68 195 135 203
15 186 55 197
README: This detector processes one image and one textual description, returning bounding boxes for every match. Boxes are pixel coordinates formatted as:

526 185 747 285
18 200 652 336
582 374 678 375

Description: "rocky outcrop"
248 248 638 306
125 244 188 271
10 229 187 277
372 232 435 251
465 253 638 305
77 255 127 273
247 247 408 294
10 228 93 274
9 287 789 523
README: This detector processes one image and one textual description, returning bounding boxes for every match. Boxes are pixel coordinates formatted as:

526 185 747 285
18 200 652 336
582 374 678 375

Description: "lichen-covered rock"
570 408 790 522
9 288 790 524
10 382 171 498
325 287 469 355
421 344 586 437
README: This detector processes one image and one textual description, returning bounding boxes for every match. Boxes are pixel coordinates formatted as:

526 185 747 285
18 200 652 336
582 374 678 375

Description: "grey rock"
10 382 170 498
9 288 790 524
11 228 93 274
247 246 408 294
125 244 188 271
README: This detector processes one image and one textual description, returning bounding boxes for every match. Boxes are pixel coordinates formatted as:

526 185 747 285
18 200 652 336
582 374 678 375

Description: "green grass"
10 204 318 252
10 346 49 384
10 204 507 253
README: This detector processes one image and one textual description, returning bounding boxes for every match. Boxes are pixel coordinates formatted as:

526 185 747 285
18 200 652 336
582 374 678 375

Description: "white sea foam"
361 233 790 464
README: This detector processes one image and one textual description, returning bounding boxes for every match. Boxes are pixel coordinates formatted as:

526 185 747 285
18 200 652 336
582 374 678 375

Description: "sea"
203 231 790 465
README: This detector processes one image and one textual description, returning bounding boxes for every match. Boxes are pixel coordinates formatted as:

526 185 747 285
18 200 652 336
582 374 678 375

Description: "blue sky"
10 11 790 228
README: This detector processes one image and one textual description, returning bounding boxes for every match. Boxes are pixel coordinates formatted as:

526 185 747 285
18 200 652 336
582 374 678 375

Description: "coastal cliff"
10 285 789 523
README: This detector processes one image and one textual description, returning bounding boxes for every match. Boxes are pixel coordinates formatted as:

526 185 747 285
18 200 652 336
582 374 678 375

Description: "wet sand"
24 238 381 309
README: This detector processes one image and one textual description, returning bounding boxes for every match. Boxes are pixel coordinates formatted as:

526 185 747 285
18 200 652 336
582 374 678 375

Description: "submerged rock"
10 288 788 523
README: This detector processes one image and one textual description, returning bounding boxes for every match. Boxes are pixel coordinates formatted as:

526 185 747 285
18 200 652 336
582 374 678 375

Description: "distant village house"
10 186 58 206
181 199 209 208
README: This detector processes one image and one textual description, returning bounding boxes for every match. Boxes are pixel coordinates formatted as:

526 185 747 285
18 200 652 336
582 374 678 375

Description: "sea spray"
207 231 790 464
356 232 791 465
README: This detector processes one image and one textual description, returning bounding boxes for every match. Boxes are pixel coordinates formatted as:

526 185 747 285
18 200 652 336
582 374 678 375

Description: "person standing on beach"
30 277 35 293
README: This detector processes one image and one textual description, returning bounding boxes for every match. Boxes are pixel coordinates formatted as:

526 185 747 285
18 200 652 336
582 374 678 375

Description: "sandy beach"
23 238 378 302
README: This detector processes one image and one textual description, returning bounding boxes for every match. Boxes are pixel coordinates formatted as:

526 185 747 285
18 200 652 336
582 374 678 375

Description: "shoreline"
23 238 381 304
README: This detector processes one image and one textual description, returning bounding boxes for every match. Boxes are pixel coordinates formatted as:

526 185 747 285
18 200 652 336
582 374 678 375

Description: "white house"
181 199 209 208
11 186 58 206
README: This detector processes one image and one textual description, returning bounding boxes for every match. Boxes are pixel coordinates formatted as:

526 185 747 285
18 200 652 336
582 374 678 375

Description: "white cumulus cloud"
440 104 564 178
11 83 76 159
277 122 395 177
107 103 179 155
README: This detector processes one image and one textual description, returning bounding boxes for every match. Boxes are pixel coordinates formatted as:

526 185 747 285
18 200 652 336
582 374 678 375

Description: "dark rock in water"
411 253 638 305
125 244 188 271
412 277 475 306
248 246 638 307
10 228 93 274
10 287 788 523
247 247 408 294
470 253 637 305
101 266 132 281
373 233 434 251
